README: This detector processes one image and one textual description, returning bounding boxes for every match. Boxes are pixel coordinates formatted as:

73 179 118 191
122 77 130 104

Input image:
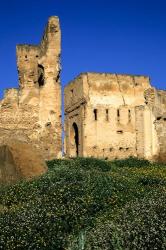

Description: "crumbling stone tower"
0 16 62 160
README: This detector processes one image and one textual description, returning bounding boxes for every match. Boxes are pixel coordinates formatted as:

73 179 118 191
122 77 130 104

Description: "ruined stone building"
0 16 166 163
64 73 166 162
0 16 62 160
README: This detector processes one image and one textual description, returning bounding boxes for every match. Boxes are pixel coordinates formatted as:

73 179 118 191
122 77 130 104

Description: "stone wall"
144 88 166 162
64 73 152 160
1 16 165 163
64 75 85 157
156 117 166 162
135 105 159 160
0 16 62 160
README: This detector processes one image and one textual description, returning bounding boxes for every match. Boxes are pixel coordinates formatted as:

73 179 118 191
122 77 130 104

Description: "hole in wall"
45 122 51 127
70 89 74 99
128 109 131 122
117 109 120 122
38 64 45 87
71 122 79 157
117 130 123 134
94 109 97 121
106 109 109 121
49 24 57 33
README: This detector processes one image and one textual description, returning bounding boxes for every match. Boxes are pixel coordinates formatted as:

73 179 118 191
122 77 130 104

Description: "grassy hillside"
0 157 165 249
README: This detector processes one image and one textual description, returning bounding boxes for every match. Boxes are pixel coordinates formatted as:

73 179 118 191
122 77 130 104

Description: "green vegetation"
0 157 165 249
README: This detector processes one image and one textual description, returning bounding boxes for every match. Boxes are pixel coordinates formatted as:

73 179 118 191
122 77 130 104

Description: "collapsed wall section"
0 16 62 160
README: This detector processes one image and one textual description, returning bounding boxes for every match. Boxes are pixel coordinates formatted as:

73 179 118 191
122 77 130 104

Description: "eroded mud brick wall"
64 73 151 159
0 16 62 160
135 105 159 160
144 88 166 162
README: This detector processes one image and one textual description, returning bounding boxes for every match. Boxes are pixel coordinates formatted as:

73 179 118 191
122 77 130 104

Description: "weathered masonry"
64 73 166 162
0 16 62 160
136 88 166 162
1 16 165 163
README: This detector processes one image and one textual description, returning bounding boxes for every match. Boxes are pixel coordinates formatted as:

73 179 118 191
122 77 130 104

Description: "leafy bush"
74 157 112 172
47 157 112 173
116 193 166 250
0 159 113 249
82 193 166 250
112 157 151 168
0 157 165 249
138 176 166 186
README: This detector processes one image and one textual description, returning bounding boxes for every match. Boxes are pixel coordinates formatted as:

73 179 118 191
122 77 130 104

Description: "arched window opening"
71 122 79 157
38 64 45 87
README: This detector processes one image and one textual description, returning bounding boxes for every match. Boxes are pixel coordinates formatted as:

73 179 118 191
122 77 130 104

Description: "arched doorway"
70 122 79 157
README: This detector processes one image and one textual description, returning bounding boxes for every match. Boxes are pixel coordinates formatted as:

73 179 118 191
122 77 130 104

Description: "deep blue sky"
0 0 166 98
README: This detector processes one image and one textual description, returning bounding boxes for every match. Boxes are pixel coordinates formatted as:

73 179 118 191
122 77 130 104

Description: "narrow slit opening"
94 109 97 121
106 109 109 121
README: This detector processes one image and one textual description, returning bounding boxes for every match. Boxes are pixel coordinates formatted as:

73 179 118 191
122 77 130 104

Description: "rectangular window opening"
94 109 97 121
128 109 131 122
117 109 120 122
106 109 109 121
70 89 74 98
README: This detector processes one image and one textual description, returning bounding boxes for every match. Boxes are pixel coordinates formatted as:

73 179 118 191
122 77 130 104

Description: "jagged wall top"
16 16 61 88
65 72 152 110
0 16 62 160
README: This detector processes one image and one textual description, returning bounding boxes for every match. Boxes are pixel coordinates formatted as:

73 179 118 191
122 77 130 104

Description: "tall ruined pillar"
135 105 159 161
38 16 62 159
15 16 62 160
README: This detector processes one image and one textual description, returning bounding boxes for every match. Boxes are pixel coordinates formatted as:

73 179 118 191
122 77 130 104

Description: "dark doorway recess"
72 122 79 156
38 64 45 87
